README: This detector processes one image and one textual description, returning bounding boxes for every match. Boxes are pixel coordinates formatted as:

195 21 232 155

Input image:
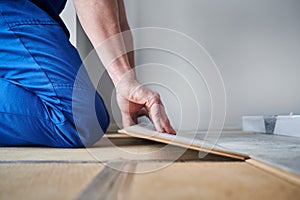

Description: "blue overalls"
0 0 110 147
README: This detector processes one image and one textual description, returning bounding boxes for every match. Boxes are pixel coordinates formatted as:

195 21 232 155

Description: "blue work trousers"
0 0 110 147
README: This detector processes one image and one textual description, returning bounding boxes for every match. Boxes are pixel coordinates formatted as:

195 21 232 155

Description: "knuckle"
145 91 162 109
152 92 160 100
150 92 161 104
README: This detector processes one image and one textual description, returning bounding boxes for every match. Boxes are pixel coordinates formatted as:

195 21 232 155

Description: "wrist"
115 74 140 97
107 62 135 85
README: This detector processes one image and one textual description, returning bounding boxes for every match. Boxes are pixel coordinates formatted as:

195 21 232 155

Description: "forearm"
121 27 134 68
74 0 134 85
74 0 175 133
117 0 134 68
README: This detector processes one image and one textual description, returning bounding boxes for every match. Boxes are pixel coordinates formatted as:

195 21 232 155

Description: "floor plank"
119 124 300 176
0 163 103 200
0 137 235 163
127 162 300 200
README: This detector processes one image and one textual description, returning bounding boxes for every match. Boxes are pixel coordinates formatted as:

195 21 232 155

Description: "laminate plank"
0 134 234 163
119 125 248 160
76 161 136 200
0 163 103 200
128 162 300 200
119 124 300 176
217 131 300 176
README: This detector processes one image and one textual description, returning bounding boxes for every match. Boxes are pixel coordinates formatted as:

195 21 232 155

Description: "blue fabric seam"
53 83 97 92
0 111 53 124
1 14 65 124
9 19 58 28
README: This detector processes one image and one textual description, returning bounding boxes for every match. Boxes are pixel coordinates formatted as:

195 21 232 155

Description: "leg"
0 79 61 147
0 1 109 147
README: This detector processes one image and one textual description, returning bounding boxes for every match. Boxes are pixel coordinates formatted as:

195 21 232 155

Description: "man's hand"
75 0 175 134
116 79 176 134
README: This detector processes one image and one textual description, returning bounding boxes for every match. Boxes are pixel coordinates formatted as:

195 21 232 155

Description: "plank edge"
118 129 248 161
246 158 300 187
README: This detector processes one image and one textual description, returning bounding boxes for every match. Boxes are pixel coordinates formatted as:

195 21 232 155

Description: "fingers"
122 108 148 127
149 103 176 135
121 112 134 127
117 83 176 134
142 92 176 134
164 120 176 134
121 103 176 135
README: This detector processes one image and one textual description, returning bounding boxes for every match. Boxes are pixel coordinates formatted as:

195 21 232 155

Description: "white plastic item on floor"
242 114 300 138
242 116 266 133
274 115 300 138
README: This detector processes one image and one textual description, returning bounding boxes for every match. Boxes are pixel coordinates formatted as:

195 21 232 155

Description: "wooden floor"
0 133 299 200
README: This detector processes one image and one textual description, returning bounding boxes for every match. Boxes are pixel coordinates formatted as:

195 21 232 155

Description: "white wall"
60 0 77 47
76 0 300 131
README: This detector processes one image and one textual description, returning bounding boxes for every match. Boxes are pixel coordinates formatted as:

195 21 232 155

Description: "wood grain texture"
0 139 236 163
0 163 103 200
217 131 300 176
119 125 249 160
119 124 300 177
128 162 300 200
0 134 137 162
246 159 300 187
76 161 137 200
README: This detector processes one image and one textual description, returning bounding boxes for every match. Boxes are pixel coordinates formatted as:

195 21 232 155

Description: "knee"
56 88 110 148
77 115 110 147
77 105 110 147
54 115 109 148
